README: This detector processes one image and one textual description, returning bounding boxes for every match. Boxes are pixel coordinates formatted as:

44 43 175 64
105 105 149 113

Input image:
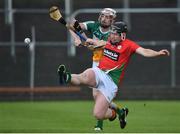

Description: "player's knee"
93 110 104 120
80 69 96 86
79 73 89 83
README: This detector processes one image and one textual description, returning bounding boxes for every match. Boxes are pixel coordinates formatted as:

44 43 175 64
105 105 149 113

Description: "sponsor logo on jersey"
104 48 120 61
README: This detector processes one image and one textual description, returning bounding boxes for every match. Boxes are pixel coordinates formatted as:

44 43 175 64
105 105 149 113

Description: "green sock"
95 120 103 129
117 108 124 117
66 72 71 83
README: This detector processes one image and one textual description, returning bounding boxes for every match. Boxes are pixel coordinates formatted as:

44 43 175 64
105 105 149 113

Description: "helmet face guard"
100 8 116 18
98 8 116 28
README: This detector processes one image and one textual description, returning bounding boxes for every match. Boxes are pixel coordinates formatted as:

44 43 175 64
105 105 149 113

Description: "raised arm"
68 30 82 46
68 21 88 47
135 47 170 57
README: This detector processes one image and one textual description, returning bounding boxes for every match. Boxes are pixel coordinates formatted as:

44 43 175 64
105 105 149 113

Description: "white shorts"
92 61 99 68
92 67 118 103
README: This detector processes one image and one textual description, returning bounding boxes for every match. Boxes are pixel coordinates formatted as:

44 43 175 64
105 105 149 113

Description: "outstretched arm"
136 47 170 57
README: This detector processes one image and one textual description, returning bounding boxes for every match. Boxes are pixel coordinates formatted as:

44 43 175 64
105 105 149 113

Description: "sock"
117 108 124 117
110 102 123 110
65 72 71 83
95 120 103 129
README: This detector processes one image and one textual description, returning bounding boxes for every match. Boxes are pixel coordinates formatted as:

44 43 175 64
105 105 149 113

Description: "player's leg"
94 90 122 130
92 66 129 129
57 64 72 84
57 64 96 86
109 101 129 129
57 65 129 128
92 67 118 121
93 88 104 131
70 70 96 86
93 92 116 121
93 91 125 130
110 101 122 109
92 61 104 131
117 107 129 129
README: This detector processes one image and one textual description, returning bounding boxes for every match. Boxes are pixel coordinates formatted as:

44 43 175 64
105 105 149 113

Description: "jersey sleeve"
82 21 95 31
129 40 140 53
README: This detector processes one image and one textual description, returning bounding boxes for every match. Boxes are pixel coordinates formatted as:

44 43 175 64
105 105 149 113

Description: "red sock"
109 109 116 121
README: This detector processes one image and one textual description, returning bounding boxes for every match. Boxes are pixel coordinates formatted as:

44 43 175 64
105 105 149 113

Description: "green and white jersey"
83 21 111 62
83 21 110 41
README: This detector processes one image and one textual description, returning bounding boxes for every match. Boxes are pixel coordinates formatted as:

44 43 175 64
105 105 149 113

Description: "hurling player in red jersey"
57 22 170 129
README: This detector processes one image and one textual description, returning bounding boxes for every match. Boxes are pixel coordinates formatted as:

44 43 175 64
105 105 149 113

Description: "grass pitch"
0 100 180 133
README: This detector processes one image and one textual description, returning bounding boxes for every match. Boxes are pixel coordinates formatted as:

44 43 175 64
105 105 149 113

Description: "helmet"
100 8 116 19
98 8 116 28
110 21 128 35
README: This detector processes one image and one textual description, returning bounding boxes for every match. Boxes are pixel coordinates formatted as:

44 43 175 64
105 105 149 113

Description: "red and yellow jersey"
98 39 140 86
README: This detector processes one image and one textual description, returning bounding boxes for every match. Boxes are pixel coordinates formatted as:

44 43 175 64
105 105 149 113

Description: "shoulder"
123 39 140 52
123 39 139 46
83 21 99 30
83 21 95 25
83 21 100 27
124 39 135 43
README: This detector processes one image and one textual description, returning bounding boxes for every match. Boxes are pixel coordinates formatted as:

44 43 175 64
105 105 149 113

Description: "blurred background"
0 0 180 101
